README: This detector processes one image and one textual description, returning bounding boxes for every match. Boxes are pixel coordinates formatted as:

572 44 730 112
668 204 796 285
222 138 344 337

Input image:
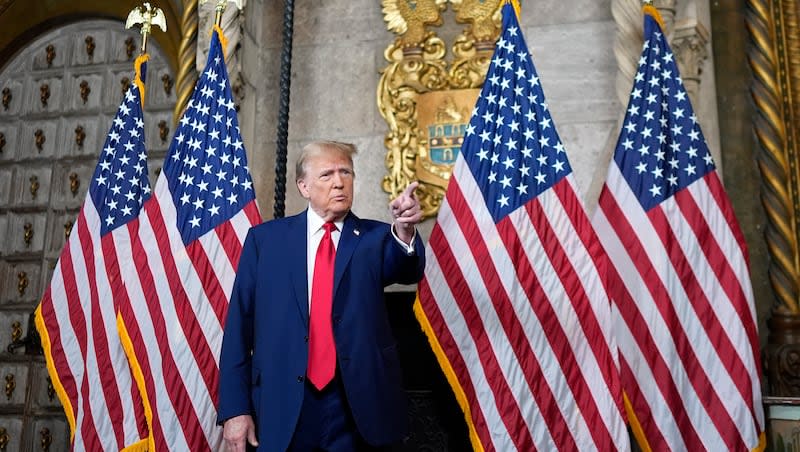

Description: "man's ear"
297 178 309 199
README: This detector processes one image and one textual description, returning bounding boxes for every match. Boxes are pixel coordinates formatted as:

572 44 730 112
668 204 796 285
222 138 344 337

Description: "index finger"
402 181 419 198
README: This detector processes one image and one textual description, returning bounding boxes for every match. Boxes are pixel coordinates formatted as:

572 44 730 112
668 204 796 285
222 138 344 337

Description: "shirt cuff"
391 223 417 255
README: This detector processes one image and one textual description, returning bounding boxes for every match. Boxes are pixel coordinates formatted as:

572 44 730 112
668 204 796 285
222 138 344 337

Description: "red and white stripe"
117 176 260 451
593 163 764 450
37 198 147 451
417 159 630 451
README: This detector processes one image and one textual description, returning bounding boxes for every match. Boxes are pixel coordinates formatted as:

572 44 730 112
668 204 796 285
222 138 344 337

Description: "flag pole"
125 3 166 58
125 3 166 105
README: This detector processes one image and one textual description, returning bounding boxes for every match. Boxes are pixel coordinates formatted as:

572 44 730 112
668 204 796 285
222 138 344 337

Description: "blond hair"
295 140 358 181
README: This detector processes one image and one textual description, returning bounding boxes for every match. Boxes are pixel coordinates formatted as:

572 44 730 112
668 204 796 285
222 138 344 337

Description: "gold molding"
174 0 199 125
0 0 181 72
378 0 502 219
747 0 799 314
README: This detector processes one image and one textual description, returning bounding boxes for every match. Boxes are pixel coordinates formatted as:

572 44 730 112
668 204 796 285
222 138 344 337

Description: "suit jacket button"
297 376 304 382
304 335 309 342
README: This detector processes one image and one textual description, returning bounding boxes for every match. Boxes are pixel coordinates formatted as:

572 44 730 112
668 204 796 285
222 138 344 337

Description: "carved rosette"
747 0 800 395
379 0 502 219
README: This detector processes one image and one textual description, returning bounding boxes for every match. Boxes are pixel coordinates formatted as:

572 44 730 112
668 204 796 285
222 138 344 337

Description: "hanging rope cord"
273 0 294 218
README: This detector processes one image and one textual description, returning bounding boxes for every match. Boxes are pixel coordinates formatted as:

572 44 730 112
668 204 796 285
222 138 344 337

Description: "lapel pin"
354 229 360 236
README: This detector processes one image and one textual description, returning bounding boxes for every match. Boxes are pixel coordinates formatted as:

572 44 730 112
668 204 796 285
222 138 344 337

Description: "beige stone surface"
240 0 720 221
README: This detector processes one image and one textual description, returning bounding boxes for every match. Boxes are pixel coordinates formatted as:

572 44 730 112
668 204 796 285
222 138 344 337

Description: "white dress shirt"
304 207 417 309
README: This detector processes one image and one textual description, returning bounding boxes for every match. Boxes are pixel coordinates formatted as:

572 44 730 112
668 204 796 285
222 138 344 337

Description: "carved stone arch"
0 0 182 72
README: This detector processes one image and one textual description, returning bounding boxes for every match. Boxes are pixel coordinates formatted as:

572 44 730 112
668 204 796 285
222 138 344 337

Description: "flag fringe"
213 25 229 63
642 5 666 31
623 391 652 452
120 437 149 452
117 313 156 452
505 0 521 21
35 304 78 442
413 296 484 452
134 53 150 106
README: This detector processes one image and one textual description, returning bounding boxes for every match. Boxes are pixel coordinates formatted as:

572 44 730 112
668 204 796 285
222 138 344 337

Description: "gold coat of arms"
378 0 503 219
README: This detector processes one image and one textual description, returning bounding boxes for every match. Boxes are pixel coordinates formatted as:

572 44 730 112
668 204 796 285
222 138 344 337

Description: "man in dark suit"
218 140 424 452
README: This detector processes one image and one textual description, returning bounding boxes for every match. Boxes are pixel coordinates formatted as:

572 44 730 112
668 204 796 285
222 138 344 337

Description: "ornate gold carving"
34 129 44 152
69 172 80 196
64 219 73 241
74 125 85 147
46 376 55 402
120 76 131 96
381 0 447 48
162 73 173 96
17 271 27 296
174 0 200 124
39 427 51 452
23 222 33 247
39 83 49 107
450 0 502 42
747 0 797 314
124 37 136 60
79 80 90 104
45 44 55 67
29 175 38 199
4 374 14 401
84 35 95 59
379 0 502 218
11 321 21 343
0 132 5 153
1 87 10 110
158 119 169 143
0 427 7 450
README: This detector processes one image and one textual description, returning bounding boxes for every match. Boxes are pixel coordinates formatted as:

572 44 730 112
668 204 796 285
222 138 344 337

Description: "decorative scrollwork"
124 37 136 60
79 80 91 104
1 88 10 110
85 36 95 59
162 73 173 96
4 375 14 401
39 83 49 108
29 175 39 199
158 120 170 143
45 44 55 67
46 376 55 402
10 321 21 344
0 427 7 450
23 222 33 247
74 125 85 147
34 129 45 152
69 172 80 196
40 427 51 452
120 77 131 96
17 272 27 296
64 219 73 241
379 0 502 218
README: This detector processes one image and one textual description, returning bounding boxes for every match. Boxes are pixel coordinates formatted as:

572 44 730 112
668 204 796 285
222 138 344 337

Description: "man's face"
297 151 354 222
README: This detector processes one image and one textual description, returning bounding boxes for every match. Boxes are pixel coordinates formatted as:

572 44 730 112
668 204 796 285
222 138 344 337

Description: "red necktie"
307 222 337 390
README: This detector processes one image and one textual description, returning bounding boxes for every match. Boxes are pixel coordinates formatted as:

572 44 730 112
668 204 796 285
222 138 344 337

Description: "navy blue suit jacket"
217 210 425 451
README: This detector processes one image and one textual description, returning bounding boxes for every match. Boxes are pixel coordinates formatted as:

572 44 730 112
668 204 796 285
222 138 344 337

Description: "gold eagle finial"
125 2 167 54
382 0 448 48
449 0 503 42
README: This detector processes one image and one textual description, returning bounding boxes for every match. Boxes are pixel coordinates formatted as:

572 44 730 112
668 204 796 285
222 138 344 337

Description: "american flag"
591 7 765 450
116 27 261 451
35 56 151 450
415 3 630 450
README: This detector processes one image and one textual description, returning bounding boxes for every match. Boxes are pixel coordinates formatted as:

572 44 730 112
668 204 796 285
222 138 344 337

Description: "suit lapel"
334 213 360 298
290 212 309 326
